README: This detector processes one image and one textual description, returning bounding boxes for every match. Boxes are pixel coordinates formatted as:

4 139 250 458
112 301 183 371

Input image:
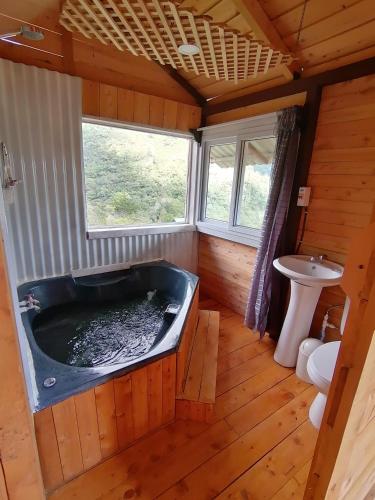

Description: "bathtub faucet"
19 294 41 313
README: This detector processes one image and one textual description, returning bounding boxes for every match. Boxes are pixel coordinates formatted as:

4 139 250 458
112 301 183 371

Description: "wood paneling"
198 233 257 316
0 237 44 499
82 80 201 132
176 287 199 394
52 399 84 481
207 92 306 125
1 0 375 105
34 354 177 492
180 0 375 101
176 309 220 423
299 74 375 337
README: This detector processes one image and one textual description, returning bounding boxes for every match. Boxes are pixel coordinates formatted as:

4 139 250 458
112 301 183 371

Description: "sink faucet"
310 254 327 262
19 294 40 313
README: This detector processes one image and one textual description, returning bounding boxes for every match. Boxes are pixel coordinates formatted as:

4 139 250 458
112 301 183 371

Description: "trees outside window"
82 122 190 228
199 129 276 247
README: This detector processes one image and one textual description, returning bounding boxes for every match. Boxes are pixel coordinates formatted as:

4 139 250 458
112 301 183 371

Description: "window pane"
82 122 190 227
205 143 236 222
237 137 276 229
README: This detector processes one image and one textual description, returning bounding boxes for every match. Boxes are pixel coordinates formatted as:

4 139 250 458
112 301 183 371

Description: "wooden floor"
49 298 318 500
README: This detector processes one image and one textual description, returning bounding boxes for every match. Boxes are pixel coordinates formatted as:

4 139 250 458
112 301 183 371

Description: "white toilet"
307 341 341 429
306 298 350 429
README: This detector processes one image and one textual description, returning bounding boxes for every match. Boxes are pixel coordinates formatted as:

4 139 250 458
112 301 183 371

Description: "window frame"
81 116 197 239
196 114 277 248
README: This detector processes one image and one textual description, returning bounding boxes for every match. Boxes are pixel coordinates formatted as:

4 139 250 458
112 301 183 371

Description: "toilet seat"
307 341 341 394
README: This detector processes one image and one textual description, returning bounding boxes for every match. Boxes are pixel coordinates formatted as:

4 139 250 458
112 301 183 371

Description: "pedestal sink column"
274 280 322 367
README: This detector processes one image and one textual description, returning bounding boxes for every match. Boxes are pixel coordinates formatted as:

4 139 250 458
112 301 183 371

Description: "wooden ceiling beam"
157 63 207 107
204 56 375 116
231 0 299 80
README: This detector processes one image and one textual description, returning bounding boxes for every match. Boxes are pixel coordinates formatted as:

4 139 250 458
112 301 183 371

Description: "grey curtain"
245 106 302 338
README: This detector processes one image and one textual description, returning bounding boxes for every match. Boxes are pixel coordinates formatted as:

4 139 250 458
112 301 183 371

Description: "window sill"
87 223 196 239
196 222 260 248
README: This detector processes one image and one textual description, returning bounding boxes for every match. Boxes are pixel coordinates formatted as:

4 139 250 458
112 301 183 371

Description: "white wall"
0 58 197 284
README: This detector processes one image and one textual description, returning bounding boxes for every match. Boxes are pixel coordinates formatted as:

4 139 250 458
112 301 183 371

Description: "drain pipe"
320 304 344 342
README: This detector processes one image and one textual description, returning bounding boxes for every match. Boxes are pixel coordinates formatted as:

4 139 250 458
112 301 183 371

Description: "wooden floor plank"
158 388 316 499
271 460 313 499
216 349 279 396
225 374 310 435
217 422 317 499
215 363 293 420
49 419 211 500
49 300 316 500
218 325 261 356
98 420 238 499
217 335 274 375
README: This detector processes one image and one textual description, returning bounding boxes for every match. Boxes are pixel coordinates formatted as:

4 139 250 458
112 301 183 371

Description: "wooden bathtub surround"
34 355 178 493
176 310 220 423
34 286 199 494
0 237 45 499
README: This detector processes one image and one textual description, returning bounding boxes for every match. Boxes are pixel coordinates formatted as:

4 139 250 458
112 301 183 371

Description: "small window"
205 143 236 222
236 137 275 229
199 114 277 247
82 121 191 229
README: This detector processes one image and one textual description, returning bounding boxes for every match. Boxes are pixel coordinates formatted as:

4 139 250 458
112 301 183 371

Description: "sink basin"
273 255 343 287
272 255 344 368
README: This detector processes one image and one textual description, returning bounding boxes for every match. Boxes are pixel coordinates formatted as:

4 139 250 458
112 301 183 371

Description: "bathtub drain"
43 377 56 388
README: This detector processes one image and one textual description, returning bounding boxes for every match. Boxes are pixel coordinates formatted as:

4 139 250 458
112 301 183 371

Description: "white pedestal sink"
273 255 343 367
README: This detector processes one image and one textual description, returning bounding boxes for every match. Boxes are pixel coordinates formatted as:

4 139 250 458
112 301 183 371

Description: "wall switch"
297 186 311 207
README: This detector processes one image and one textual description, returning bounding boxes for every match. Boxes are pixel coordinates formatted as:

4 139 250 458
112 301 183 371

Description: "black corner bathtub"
18 261 199 411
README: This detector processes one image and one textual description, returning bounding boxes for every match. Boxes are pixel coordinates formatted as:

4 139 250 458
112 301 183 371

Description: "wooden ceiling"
0 0 374 106
180 0 375 103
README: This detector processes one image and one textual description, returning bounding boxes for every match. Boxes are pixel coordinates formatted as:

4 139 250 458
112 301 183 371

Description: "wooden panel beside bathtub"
198 233 257 317
176 286 199 394
34 354 177 493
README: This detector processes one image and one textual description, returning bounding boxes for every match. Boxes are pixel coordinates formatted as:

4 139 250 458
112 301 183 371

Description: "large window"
199 115 276 246
82 120 191 230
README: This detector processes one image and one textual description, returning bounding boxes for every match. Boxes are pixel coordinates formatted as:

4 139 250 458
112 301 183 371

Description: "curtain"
245 106 302 338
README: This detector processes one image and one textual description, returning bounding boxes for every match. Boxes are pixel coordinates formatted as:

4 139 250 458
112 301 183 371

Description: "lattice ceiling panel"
59 0 294 83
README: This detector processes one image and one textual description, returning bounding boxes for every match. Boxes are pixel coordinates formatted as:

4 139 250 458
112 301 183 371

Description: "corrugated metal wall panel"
0 59 197 284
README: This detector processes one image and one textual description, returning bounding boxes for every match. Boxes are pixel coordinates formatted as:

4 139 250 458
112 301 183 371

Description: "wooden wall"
206 93 307 125
82 80 201 131
200 75 375 338
299 74 375 337
198 233 257 317
34 355 176 494
0 237 44 499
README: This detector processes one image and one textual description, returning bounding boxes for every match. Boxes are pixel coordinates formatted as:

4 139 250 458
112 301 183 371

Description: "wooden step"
176 310 220 423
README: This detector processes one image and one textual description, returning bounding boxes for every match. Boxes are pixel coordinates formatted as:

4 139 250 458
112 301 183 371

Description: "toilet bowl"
307 340 341 429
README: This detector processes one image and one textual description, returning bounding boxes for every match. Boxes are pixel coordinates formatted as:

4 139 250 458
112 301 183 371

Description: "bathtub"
18 261 199 411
